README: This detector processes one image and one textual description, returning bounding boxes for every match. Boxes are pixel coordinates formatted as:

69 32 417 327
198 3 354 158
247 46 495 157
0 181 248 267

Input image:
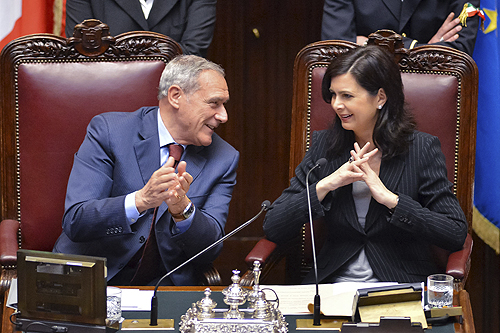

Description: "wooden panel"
207 1 322 284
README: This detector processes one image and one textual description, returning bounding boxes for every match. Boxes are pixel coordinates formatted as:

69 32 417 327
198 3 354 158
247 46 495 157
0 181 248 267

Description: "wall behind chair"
206 0 323 284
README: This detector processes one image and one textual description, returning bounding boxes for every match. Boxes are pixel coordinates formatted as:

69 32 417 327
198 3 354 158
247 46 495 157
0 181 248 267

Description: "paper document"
7 278 18 309
262 282 397 316
121 288 154 311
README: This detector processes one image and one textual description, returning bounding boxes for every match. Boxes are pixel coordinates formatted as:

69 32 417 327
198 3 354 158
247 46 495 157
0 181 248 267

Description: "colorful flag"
473 0 500 254
0 0 65 51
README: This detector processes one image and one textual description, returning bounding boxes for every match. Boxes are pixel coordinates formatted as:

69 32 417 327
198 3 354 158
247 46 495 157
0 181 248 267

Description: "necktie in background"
130 143 184 285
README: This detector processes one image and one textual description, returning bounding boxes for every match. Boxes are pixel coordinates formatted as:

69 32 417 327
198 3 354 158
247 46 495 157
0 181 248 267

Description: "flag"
473 0 500 254
0 0 66 51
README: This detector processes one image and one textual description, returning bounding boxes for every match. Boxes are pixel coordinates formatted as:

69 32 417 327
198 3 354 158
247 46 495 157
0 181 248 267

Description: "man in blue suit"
53 55 239 286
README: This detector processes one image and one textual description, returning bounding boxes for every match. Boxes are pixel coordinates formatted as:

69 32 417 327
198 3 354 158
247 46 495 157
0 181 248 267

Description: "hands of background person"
428 12 462 44
356 11 461 47
135 157 192 214
351 142 399 210
356 35 368 46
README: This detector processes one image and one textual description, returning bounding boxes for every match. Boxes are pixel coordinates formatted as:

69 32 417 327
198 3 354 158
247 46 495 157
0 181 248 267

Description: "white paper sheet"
262 282 398 316
121 288 154 311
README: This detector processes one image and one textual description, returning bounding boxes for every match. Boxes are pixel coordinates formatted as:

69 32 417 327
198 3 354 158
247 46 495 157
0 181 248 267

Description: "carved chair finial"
367 29 407 63
68 19 115 56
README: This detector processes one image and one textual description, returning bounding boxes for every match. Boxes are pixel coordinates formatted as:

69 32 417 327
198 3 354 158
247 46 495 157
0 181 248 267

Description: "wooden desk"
2 286 475 333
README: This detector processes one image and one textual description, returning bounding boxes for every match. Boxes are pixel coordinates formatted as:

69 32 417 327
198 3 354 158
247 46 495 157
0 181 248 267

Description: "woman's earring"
377 105 383 109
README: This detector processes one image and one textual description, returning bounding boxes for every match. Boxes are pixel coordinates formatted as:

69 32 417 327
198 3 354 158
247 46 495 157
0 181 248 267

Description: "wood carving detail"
399 52 466 72
4 19 180 64
7 38 177 62
305 45 353 64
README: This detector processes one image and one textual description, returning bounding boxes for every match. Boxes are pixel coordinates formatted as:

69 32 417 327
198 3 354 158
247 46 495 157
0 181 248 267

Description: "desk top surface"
2 286 473 333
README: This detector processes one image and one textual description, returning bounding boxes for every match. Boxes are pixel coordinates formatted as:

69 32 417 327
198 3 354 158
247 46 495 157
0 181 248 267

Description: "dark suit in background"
65 0 216 57
321 0 480 55
53 107 239 285
263 130 467 284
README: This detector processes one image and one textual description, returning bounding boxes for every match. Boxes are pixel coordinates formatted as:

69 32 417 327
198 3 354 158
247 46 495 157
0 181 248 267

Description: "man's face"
175 70 229 146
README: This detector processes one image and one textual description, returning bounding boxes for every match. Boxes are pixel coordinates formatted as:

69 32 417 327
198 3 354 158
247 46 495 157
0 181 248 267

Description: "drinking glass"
427 274 453 308
106 286 122 323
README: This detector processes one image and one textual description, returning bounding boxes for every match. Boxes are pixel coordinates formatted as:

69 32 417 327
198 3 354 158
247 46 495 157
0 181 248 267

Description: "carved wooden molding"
295 30 476 76
1 19 182 64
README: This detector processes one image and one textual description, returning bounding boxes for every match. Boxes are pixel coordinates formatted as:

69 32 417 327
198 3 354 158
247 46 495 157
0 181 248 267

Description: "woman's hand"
315 147 370 202
351 142 398 210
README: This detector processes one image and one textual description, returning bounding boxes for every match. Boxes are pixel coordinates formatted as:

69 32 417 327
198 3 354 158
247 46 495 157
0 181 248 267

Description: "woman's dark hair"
321 45 416 159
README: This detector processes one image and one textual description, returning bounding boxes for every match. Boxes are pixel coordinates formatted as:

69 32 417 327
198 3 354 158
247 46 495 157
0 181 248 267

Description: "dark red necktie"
130 143 184 285
168 143 184 168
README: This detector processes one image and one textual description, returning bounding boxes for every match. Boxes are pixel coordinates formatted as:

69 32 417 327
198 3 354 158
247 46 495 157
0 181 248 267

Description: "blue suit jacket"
65 0 216 57
321 0 480 55
53 107 239 285
263 130 467 283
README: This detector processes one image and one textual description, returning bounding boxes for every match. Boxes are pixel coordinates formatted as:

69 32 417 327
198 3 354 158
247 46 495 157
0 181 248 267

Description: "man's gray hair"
158 55 225 100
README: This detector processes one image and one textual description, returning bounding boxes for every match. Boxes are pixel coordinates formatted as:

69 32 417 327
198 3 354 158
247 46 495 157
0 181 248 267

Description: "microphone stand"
149 200 272 326
305 158 326 326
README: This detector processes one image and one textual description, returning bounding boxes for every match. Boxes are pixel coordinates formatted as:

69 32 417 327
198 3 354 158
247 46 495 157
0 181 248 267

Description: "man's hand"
429 12 462 44
135 156 181 213
165 161 194 216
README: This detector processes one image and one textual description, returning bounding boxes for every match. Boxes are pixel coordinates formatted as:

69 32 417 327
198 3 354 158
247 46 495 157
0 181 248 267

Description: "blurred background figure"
321 0 482 55
65 0 216 57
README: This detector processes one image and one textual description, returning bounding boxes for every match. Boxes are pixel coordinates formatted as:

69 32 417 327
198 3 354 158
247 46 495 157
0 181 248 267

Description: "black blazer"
65 0 216 57
321 0 480 55
263 130 467 283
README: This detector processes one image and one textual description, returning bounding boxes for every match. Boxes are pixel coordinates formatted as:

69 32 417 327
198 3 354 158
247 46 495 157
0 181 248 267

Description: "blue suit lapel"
184 145 206 183
399 0 422 31
134 108 161 205
148 0 179 30
381 0 402 21
115 0 149 30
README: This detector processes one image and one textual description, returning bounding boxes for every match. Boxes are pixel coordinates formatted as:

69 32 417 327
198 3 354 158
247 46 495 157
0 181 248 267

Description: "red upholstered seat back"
17 61 166 251
309 67 459 184
0 21 182 251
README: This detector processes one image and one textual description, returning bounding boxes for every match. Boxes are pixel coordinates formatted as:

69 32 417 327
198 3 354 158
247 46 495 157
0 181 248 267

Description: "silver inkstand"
179 262 288 333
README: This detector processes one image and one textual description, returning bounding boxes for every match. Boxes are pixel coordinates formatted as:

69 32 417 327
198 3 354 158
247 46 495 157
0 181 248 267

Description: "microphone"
149 200 272 326
305 158 327 326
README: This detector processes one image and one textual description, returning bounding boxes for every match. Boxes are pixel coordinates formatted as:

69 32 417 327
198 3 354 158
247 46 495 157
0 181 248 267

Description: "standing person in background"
65 0 216 57
321 0 482 56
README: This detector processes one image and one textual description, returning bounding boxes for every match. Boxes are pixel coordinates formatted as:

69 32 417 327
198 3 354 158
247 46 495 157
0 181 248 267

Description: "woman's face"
329 73 386 140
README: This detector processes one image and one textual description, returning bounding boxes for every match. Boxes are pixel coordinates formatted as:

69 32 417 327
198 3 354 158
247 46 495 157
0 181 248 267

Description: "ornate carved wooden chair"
243 30 476 291
0 20 217 313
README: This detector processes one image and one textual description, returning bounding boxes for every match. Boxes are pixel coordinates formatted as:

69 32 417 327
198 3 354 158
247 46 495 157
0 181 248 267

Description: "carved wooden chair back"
289 30 477 283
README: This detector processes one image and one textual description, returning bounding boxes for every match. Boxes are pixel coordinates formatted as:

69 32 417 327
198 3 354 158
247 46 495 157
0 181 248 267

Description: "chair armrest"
245 238 277 266
0 219 19 266
241 238 278 286
446 233 473 288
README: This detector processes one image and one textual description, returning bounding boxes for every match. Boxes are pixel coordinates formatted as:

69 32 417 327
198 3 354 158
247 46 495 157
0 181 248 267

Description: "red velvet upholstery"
0 20 182 296
17 61 167 251
309 67 458 184
242 30 477 289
